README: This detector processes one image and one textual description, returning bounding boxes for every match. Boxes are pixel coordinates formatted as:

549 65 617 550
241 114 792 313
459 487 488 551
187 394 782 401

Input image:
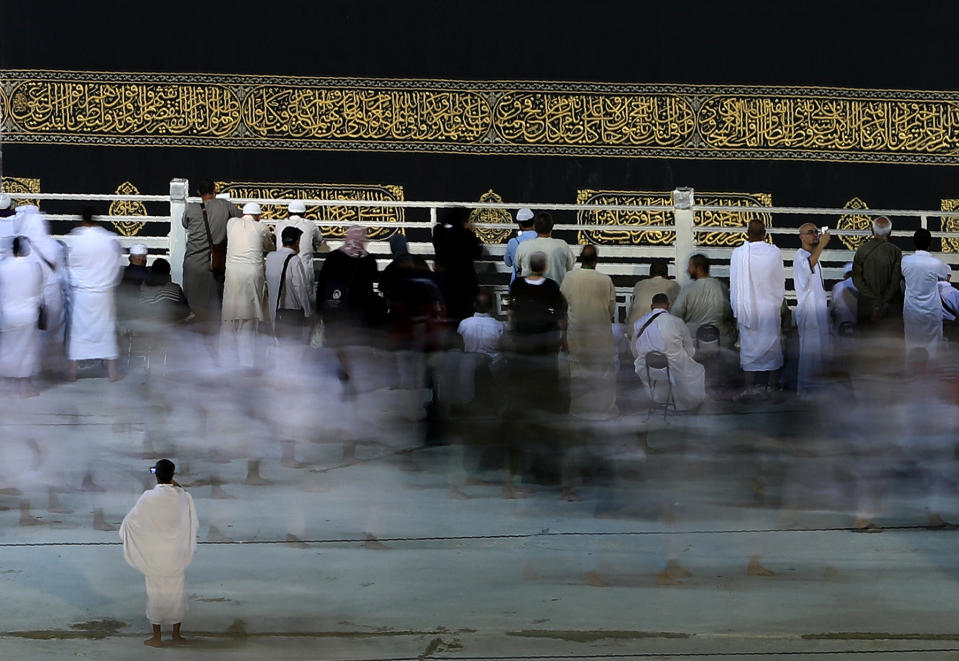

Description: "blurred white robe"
0 255 43 378
730 241 785 371
67 225 122 360
120 484 198 626
902 251 951 358
633 310 705 411
793 248 831 395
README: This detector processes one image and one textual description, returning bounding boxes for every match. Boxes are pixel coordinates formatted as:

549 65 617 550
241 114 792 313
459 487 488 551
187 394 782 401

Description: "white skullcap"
843 262 853 275
0 194 11 209
242 202 262 216
288 200 307 214
516 208 534 222
129 243 148 256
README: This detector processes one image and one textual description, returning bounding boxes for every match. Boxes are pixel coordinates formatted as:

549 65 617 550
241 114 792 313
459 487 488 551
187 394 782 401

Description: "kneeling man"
120 459 198 647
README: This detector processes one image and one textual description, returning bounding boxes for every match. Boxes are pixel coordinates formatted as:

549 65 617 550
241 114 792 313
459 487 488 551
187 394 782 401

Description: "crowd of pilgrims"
2 182 959 532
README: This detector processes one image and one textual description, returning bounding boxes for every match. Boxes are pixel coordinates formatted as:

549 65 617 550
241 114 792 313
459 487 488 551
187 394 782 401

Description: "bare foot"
585 571 611 587
281 458 308 469
82 473 107 493
657 569 682 586
170 634 188 645
747 558 776 576
93 509 118 531
244 474 272 486
926 513 956 529
363 533 390 550
144 636 163 647
211 484 237 500
666 560 692 580
448 487 469 500
285 534 309 549
852 517 882 533
207 525 235 543
561 488 580 502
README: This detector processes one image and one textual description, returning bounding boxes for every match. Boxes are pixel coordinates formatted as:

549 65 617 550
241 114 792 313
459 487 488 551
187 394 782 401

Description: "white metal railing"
7 180 959 315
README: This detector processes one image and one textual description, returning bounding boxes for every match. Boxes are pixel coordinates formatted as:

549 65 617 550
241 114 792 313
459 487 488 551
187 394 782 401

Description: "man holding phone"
120 459 198 647
793 223 832 396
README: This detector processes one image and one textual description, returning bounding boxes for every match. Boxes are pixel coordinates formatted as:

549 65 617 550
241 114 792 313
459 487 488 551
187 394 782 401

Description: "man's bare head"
872 216 892 237
529 251 548 275
747 219 766 241
580 244 598 266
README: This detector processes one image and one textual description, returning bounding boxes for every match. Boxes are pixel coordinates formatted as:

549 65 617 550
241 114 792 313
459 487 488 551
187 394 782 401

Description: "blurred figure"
793 224 831 396
939 277 959 343
560 245 618 419
67 207 123 382
670 254 734 348
902 228 950 359
317 225 382 339
852 216 902 332
0 236 44 397
139 259 190 327
457 291 504 361
120 459 198 648
0 193 19 257
730 220 785 398
118 243 149 329
274 200 323 300
632 293 705 412
830 262 858 335
123 244 150 287
266 226 312 351
221 202 272 370
514 213 575 286
626 259 679 338
432 207 482 322
504 208 536 284
19 206 68 370
181 179 239 334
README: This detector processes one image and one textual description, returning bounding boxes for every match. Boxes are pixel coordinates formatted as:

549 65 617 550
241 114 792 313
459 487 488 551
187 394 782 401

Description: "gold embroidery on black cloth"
835 197 872 251
941 199 959 253
468 190 513 245
6 70 959 163
0 176 41 208
215 182 405 241
108 181 148 236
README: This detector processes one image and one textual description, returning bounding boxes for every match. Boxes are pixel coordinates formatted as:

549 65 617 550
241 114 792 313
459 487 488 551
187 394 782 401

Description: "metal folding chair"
644 350 677 421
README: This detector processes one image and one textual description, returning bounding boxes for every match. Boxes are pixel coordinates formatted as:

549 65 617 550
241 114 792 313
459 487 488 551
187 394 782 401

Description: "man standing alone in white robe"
793 224 832 396
67 208 123 381
120 459 198 648
730 220 785 397
221 203 273 370
902 228 951 359
0 236 44 397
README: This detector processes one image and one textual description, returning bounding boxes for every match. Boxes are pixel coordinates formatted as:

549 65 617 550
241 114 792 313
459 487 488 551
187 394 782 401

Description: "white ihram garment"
273 215 322 294
0 257 43 378
20 207 68 346
902 251 951 358
730 241 785 371
67 225 122 360
793 248 831 395
632 310 705 411
120 484 198 626
940 281 959 322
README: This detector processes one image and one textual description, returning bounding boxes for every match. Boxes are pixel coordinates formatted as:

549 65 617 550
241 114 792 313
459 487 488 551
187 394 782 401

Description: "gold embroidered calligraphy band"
5 70 959 163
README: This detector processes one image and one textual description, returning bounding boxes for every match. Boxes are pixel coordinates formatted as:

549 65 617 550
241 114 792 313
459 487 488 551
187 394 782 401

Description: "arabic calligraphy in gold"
108 181 148 236
0 176 41 208
835 197 872 251
468 190 513 244
215 182 405 241
941 199 959 253
577 190 772 246
7 71 959 163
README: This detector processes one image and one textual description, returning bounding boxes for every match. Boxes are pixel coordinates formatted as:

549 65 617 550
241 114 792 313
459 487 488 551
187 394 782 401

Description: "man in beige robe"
626 259 679 338
221 203 274 370
560 245 618 419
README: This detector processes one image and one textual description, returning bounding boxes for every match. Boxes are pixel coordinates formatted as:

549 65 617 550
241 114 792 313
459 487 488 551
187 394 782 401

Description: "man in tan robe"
626 259 679 338
560 245 618 419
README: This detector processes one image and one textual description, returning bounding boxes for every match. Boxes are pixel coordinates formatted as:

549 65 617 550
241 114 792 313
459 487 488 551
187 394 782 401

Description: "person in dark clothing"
432 207 483 322
380 234 446 347
139 259 190 326
508 252 568 355
317 226 382 334
118 244 150 326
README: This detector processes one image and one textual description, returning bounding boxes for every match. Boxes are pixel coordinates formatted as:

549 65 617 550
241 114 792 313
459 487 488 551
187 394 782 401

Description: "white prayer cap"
0 194 10 209
516 208 534 223
288 200 307 214
129 243 148 255
843 262 853 275
242 202 262 216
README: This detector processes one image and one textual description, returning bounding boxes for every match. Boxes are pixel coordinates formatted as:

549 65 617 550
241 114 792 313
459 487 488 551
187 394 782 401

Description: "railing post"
673 187 695 284
169 178 188 286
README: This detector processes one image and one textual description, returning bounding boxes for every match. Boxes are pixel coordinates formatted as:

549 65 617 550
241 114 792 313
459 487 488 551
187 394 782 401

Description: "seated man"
457 290 505 361
670 254 735 349
633 293 705 411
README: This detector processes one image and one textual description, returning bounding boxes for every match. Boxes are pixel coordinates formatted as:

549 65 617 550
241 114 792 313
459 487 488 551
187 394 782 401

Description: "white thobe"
940 281 959 322
20 208 68 346
456 313 505 360
0 257 43 378
561 267 618 419
266 247 313 327
793 248 831 395
633 310 705 411
830 278 858 334
0 211 24 258
730 241 785 371
222 216 269 368
902 251 951 358
274 215 322 293
66 226 122 360
120 484 198 626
